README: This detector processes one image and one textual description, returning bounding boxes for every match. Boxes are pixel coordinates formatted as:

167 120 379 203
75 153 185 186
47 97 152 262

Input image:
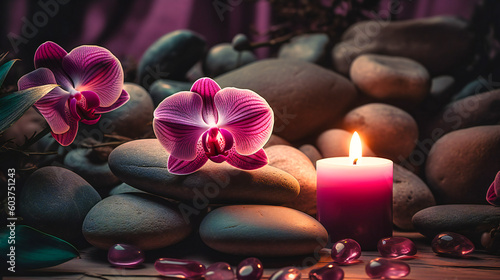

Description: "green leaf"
0 225 79 271
0 59 17 87
0 84 58 133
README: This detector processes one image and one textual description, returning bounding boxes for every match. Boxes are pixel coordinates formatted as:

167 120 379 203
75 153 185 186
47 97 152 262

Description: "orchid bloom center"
68 91 98 121
202 127 233 163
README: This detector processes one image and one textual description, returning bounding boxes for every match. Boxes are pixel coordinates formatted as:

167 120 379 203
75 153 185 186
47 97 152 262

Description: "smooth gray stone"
278 33 329 65
82 193 192 250
216 59 357 142
412 204 500 244
203 43 256 77
149 79 192 106
109 182 146 196
426 125 500 204
108 139 300 205
64 148 120 192
199 205 328 256
100 83 154 138
431 76 455 97
393 164 436 231
138 30 206 89
19 166 101 246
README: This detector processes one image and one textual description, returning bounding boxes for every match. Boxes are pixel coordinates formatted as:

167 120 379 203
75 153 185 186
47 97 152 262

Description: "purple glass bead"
309 263 344 280
269 267 301 280
205 262 234 280
365 258 410 279
331 239 361 264
431 232 475 257
154 258 206 278
107 244 145 267
377 237 417 258
237 257 263 280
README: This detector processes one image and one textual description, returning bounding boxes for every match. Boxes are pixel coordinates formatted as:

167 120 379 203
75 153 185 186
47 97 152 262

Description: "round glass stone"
237 257 263 280
309 263 344 280
154 258 206 278
331 239 361 264
377 237 417 258
205 262 235 280
431 232 475 257
107 244 144 267
269 267 301 280
365 258 410 279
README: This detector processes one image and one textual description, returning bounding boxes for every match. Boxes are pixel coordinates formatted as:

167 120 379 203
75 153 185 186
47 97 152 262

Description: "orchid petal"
62 45 124 107
51 118 79 146
94 89 130 114
219 128 234 152
33 41 73 90
80 115 101 125
226 148 268 170
153 91 209 161
69 98 81 121
18 68 70 134
167 143 209 175
486 171 500 206
215 87 273 155
191 77 221 125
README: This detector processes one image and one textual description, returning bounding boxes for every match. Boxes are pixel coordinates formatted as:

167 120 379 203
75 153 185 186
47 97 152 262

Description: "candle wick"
353 158 358 165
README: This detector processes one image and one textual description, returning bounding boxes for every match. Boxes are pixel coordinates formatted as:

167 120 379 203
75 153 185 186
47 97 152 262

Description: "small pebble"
365 258 410 279
269 267 301 280
107 244 144 267
331 239 361 264
431 232 475 257
154 258 206 278
205 262 234 280
309 263 344 280
237 257 263 280
232 33 251 51
377 237 417 258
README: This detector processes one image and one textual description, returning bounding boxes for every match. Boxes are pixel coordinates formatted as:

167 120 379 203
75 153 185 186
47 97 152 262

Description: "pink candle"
316 132 393 250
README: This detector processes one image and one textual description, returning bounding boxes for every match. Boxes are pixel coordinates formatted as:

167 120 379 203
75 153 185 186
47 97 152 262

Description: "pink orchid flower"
18 41 129 146
486 171 500 206
153 77 273 175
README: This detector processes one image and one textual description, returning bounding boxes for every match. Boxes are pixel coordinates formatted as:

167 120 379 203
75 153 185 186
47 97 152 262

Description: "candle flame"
350 131 362 164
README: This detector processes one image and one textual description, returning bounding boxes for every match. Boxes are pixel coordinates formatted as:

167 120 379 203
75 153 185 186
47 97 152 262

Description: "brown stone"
333 16 473 76
216 59 357 142
350 54 430 104
316 129 376 158
393 164 436 231
299 144 323 166
425 126 500 204
343 104 418 161
266 145 317 216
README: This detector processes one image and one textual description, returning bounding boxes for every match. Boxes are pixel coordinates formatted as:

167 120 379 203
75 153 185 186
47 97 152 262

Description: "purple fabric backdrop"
0 0 480 64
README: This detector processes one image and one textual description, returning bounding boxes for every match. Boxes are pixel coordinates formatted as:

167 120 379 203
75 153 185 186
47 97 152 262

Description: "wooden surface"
4 232 500 280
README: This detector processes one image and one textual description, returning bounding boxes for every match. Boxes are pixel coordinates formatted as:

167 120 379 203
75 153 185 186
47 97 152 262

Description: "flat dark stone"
108 139 300 206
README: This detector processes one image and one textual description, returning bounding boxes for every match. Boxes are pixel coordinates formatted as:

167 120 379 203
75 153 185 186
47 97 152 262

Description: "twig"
80 141 126 149
18 126 52 150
